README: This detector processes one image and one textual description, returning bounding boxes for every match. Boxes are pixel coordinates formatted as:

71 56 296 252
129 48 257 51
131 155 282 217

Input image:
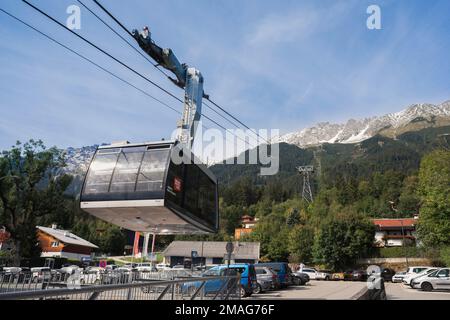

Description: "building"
162 241 260 267
37 225 98 261
234 215 259 240
372 218 418 247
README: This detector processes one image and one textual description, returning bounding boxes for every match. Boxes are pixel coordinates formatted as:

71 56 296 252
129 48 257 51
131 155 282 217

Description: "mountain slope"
277 100 450 147
211 125 450 185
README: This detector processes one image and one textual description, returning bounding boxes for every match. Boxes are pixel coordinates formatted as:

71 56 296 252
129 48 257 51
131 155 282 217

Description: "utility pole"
298 166 314 203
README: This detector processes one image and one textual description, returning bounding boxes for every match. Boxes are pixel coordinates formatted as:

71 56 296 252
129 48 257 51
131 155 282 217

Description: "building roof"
372 218 417 229
37 226 98 249
162 241 260 260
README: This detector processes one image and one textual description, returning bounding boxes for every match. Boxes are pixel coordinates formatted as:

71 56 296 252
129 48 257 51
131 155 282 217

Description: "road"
248 280 367 300
385 282 450 300
248 281 450 300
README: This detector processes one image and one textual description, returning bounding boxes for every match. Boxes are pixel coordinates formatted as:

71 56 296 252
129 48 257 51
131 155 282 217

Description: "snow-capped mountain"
64 145 98 175
277 100 450 147
62 100 450 175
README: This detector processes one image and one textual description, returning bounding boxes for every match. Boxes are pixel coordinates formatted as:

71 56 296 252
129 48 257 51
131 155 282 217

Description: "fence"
0 270 241 300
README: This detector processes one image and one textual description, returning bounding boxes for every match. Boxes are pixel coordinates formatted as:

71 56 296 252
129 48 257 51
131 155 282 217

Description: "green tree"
249 213 289 261
288 225 314 263
0 140 72 263
286 208 301 227
220 205 242 235
313 216 374 270
98 226 126 256
397 175 420 216
417 150 450 246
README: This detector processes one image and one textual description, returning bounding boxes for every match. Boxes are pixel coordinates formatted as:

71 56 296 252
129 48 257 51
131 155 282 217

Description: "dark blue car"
182 264 257 297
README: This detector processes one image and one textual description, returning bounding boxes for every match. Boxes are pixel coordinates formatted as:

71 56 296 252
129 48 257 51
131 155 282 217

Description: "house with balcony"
37 225 98 261
234 215 259 240
372 218 418 247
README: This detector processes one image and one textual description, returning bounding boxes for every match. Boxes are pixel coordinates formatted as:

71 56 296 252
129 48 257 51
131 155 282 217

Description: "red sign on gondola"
173 177 182 192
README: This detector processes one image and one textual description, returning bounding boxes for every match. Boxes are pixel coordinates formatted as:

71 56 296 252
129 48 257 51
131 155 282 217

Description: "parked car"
392 271 407 283
291 272 310 285
300 268 331 281
404 267 439 287
255 262 292 287
380 268 396 282
16 267 31 283
59 265 81 275
2 266 22 274
332 270 353 281
403 267 436 286
300 268 319 280
182 264 257 298
135 263 157 272
118 264 137 272
156 263 171 271
412 268 450 291
105 264 118 271
254 278 272 294
1 267 22 282
80 267 103 285
317 270 332 281
172 264 188 270
352 270 368 282
255 266 280 291
31 267 52 282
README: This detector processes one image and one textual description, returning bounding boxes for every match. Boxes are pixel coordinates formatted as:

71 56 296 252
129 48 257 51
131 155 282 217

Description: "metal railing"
0 270 241 300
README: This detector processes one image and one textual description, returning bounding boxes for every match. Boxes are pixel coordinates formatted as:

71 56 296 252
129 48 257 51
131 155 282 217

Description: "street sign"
81 256 91 263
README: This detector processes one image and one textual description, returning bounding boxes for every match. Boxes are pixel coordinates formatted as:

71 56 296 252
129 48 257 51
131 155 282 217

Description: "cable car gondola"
80 140 218 234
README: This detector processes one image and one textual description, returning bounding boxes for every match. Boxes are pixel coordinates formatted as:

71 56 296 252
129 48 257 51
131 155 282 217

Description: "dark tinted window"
255 268 267 275
230 267 247 275
437 269 449 277
257 263 285 273
198 168 216 227
183 164 217 228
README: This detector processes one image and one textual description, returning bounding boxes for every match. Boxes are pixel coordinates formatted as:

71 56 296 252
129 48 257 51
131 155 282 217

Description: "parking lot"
385 282 450 300
247 280 450 300
248 280 368 300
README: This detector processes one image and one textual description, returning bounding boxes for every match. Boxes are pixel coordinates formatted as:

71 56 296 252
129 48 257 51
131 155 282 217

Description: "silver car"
392 272 407 283
412 268 450 291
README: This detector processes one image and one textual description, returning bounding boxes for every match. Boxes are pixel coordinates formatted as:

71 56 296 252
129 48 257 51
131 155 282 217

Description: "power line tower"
298 166 314 203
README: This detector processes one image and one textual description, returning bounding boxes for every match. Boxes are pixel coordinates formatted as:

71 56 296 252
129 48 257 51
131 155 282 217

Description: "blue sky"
0 0 449 152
